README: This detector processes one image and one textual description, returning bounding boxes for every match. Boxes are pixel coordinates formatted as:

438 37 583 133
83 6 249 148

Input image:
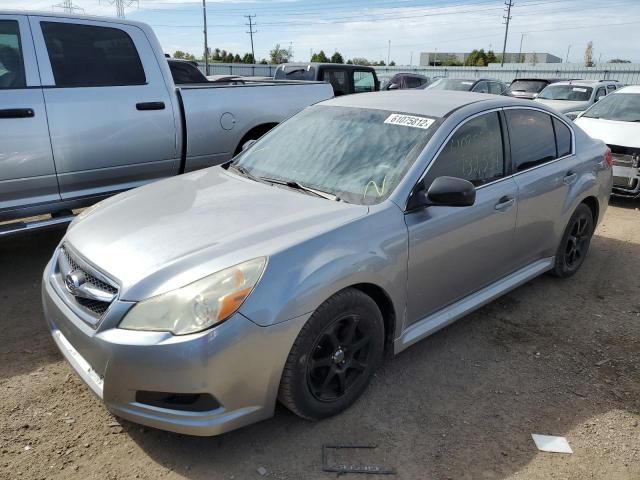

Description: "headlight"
564 111 583 121
119 257 267 335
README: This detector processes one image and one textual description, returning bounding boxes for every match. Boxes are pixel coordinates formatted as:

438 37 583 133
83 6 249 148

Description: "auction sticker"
384 114 435 130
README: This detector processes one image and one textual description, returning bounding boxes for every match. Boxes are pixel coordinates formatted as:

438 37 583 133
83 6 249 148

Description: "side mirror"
407 176 476 210
387 83 400 90
242 139 257 152
595 95 605 102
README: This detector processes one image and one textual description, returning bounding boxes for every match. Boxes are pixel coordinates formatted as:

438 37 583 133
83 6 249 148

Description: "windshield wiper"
227 163 265 183
260 177 340 201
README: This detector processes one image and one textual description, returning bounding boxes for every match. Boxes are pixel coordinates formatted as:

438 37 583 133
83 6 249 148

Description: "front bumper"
42 261 307 436
612 163 640 198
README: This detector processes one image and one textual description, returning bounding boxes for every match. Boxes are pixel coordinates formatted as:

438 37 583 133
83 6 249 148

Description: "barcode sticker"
384 114 435 130
573 87 587 92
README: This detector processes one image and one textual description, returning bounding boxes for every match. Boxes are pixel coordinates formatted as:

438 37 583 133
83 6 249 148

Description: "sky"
6 0 640 64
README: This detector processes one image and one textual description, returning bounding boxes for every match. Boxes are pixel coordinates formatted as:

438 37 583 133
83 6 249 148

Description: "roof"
553 79 620 86
0 9 148 28
320 90 514 117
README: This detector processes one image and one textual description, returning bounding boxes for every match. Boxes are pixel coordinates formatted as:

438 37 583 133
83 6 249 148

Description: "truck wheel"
551 203 595 278
278 288 384 420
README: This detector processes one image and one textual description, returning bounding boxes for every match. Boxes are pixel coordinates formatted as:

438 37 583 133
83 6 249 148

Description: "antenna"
101 0 139 19
52 0 84 14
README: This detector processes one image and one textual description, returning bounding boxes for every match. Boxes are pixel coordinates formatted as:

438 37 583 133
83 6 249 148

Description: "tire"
278 288 385 420
551 203 595 278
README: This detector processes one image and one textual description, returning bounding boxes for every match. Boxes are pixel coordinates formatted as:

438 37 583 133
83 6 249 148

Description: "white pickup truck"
0 11 333 235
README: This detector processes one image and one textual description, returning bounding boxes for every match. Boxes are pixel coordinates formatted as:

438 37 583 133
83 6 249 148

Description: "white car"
535 79 624 120
575 86 640 198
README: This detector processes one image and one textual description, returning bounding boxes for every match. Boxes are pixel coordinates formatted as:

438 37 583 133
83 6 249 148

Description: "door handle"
563 170 578 185
136 102 165 111
494 196 515 211
0 108 35 118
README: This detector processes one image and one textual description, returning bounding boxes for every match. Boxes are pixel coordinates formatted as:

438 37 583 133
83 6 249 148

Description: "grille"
58 246 119 321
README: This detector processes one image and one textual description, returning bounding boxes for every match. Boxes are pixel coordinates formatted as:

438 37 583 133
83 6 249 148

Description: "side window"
0 20 26 89
425 112 504 187
607 84 616 92
353 70 375 93
489 82 503 95
595 87 606 99
41 22 146 87
553 117 572 157
506 109 557 172
322 69 348 96
405 76 422 89
472 81 489 93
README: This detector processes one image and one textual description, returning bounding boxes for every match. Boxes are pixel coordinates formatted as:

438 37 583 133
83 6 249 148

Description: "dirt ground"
1 201 638 480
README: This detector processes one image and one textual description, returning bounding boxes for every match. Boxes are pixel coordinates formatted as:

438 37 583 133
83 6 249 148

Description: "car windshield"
538 85 593 101
428 79 474 91
232 106 438 205
582 93 640 122
508 80 548 93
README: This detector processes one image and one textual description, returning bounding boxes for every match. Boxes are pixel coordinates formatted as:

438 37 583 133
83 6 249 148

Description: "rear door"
29 17 179 200
405 110 519 324
506 107 580 264
0 15 59 214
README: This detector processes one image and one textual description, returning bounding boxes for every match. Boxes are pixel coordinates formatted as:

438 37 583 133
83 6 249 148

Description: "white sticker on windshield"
572 87 588 92
462 81 474 85
384 114 435 130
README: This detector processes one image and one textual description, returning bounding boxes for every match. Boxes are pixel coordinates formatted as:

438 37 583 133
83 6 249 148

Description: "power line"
501 0 514 66
52 0 84 14
245 14 256 62
101 0 139 19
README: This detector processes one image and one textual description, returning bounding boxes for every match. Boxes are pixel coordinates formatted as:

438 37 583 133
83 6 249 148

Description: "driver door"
404 110 519 325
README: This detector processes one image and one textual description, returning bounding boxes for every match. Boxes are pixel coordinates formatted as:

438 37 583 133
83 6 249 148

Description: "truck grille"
55 245 119 324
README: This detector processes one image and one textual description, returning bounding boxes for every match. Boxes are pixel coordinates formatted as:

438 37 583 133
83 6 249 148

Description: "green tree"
346 59 354 65
242 53 255 64
330 51 344 64
608 58 631 63
259 58 268 65
389 60 396 66
466 49 488 66
233 54 242 63
311 50 330 62
486 50 497 64
442 58 463 66
212 48 221 61
351 57 370 66
270 44 292 64
173 50 186 59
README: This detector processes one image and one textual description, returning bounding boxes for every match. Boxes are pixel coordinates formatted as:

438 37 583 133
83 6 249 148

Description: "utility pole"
410 51 413 66
245 15 256 63
518 33 525 63
102 0 138 19
387 40 391 66
203 0 209 74
52 0 84 14
500 0 514 67
565 44 571 63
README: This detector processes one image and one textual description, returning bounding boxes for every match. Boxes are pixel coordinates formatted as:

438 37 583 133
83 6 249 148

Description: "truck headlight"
119 257 267 335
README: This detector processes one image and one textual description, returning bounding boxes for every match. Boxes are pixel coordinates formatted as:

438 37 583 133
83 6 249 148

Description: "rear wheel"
278 288 384 420
551 203 595 278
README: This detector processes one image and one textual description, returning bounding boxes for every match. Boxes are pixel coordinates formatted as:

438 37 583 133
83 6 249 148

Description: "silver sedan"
42 90 613 436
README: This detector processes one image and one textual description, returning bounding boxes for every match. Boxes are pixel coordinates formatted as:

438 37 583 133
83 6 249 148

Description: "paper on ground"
531 434 573 454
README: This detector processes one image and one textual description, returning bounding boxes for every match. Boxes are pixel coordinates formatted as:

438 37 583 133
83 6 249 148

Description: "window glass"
607 84 616 91
428 78 475 91
472 81 489 93
41 22 145 87
234 106 438 205
507 80 548 94
353 70 375 93
168 60 206 84
405 76 422 89
595 87 606 99
506 109 557 171
275 66 314 80
538 85 593 101
582 93 640 122
489 82 504 95
0 20 26 89
322 69 348 96
425 112 504 187
553 118 572 157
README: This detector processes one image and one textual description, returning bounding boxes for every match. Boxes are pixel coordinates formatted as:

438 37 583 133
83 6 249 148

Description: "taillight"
605 148 613 168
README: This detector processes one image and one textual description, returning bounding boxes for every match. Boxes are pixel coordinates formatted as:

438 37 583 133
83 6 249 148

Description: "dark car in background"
274 63 379 96
167 58 208 84
504 78 564 100
427 77 507 95
384 73 430 90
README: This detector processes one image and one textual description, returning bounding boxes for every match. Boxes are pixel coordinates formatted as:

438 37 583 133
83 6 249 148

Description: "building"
419 51 562 66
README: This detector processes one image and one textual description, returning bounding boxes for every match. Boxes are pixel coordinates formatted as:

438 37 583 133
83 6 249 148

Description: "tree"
242 53 255 64
351 57 370 66
486 50 497 64
442 57 463 66
608 58 631 63
311 50 330 63
389 60 396 66
270 44 292 64
173 50 186 59
346 59 354 65
233 54 242 63
212 48 221 61
584 41 594 67
259 58 268 65
330 51 344 64
466 49 488 67
224 52 234 63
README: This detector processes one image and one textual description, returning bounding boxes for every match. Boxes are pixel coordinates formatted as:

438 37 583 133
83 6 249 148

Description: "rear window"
508 80 548 94
428 79 474 91
41 22 146 87
275 66 314 81
538 85 593 101
354 70 375 93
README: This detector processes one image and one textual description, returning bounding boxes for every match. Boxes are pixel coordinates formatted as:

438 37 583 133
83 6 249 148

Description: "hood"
534 98 590 113
574 117 640 148
65 167 367 299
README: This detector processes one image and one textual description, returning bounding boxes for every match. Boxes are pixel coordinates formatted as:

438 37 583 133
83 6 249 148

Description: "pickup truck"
274 63 380 96
0 11 334 235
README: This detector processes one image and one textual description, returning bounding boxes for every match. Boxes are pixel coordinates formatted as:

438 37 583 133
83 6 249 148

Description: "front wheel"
278 288 384 420
551 203 595 278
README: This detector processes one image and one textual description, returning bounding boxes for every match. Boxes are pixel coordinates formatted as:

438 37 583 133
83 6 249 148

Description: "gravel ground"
1 201 638 480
